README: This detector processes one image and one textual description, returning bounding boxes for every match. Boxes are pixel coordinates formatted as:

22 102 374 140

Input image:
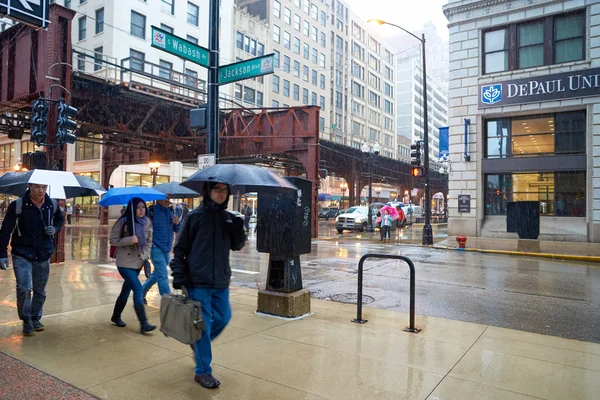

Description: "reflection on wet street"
59 221 600 343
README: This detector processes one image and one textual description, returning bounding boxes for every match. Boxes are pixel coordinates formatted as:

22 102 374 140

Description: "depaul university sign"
478 67 600 109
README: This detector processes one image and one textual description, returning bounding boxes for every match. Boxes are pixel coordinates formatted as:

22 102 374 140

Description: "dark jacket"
0 192 65 261
171 205 246 289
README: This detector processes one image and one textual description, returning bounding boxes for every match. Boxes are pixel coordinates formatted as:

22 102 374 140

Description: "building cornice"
443 0 511 18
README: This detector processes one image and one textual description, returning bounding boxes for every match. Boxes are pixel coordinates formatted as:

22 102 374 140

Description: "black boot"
111 298 127 328
134 305 156 334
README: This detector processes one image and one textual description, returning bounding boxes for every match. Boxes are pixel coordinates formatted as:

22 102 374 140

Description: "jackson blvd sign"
478 67 600 109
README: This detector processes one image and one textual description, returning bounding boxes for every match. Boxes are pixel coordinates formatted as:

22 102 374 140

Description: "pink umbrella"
380 205 399 220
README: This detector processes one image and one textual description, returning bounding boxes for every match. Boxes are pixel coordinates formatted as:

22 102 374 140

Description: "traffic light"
57 99 78 145
410 141 422 166
30 99 49 145
411 167 424 177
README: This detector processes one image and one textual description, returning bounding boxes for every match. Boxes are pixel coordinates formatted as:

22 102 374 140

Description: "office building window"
130 11 145 38
184 68 198 87
159 60 173 80
483 11 584 74
320 32 326 47
95 8 104 34
320 95 325 110
293 84 300 100
0 144 14 169
294 14 300 31
234 84 242 100
283 79 290 97
274 50 280 67
312 70 317 85
273 25 280 43
274 0 281 18
243 87 256 104
236 32 243 49
93 46 103 71
273 75 280 93
257 42 264 56
320 74 325 89
311 91 317 105
129 49 145 72
272 100 280 107
303 20 309 36
302 88 309 104
284 7 291 24
303 65 309 81
160 23 173 34
78 16 86 41
293 60 300 77
161 0 174 14
284 55 291 72
77 53 85 71
294 37 300 53
257 91 263 106
75 135 101 161
319 53 325 67
187 2 199 26
187 35 198 44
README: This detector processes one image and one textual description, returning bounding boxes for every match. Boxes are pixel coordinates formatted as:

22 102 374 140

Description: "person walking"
142 199 180 304
66 203 73 225
171 182 246 389
109 197 155 334
0 184 64 336
381 209 393 242
75 204 81 223
244 204 252 232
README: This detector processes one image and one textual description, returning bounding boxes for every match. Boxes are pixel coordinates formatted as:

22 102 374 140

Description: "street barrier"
351 254 420 333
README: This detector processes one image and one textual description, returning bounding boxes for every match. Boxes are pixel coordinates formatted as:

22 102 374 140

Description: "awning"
318 193 332 201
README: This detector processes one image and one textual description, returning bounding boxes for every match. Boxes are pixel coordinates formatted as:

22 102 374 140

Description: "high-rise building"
395 53 448 160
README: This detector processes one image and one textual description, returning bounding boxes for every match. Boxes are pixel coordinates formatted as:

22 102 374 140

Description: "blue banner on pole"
439 126 449 159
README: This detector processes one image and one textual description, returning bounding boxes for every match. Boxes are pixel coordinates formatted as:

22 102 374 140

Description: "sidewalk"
1 286 599 399
435 236 600 262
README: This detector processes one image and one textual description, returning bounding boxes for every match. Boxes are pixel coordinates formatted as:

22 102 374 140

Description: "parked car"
318 207 339 220
335 206 377 233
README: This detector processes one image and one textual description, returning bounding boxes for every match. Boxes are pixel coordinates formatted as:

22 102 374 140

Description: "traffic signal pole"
421 34 433 246
207 0 220 160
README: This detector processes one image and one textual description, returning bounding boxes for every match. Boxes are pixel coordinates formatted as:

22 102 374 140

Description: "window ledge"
94 31 104 37
480 59 591 81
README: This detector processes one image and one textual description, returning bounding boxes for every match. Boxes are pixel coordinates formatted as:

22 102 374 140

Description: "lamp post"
340 182 348 209
361 142 380 232
375 186 381 201
149 162 160 187
368 19 433 245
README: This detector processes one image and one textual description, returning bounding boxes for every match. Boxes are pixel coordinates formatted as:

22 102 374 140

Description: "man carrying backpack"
0 184 64 336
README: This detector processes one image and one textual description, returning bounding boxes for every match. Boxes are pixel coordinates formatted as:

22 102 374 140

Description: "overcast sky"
344 0 450 40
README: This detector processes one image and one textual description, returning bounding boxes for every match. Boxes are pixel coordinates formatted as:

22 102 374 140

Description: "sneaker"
32 320 44 332
194 374 220 389
23 320 35 337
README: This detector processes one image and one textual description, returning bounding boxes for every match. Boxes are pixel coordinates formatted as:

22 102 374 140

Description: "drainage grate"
329 293 375 304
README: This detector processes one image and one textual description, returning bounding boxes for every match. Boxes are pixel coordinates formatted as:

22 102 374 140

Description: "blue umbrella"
98 186 166 206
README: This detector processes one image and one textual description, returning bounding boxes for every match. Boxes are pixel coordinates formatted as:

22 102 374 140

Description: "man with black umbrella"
0 184 64 336
170 181 246 389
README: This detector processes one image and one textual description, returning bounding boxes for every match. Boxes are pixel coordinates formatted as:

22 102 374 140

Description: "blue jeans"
142 246 171 297
116 267 143 308
188 287 231 376
12 255 50 322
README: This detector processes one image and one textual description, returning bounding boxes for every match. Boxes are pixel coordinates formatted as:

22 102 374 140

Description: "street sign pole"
207 0 220 161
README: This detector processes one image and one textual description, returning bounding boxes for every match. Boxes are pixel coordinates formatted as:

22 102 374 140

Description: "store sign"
478 67 600 108
0 0 49 28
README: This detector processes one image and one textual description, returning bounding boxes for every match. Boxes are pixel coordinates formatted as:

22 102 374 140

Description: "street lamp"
375 186 381 200
368 18 433 245
361 142 380 232
340 182 348 209
149 162 160 187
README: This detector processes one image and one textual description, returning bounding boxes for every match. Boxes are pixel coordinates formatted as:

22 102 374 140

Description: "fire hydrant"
456 236 467 249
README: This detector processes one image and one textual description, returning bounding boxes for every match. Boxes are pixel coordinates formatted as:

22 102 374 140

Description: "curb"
432 246 600 264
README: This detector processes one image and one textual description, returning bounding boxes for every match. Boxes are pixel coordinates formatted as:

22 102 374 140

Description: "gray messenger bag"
159 288 205 345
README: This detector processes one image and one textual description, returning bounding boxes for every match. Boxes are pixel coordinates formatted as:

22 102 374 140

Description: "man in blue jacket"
0 184 64 336
142 199 180 303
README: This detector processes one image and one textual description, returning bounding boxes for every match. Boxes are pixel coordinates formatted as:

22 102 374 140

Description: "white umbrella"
0 170 106 199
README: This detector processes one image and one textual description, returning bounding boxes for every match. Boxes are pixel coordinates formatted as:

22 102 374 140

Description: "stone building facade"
444 0 600 242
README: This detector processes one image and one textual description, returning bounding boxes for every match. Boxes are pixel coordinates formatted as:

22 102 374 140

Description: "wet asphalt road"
64 221 600 343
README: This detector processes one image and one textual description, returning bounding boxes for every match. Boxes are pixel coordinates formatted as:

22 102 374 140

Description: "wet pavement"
57 221 600 344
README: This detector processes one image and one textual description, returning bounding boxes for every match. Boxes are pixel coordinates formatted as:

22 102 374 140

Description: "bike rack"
351 253 421 333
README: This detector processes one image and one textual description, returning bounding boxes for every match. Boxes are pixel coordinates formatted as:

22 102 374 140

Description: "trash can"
507 201 540 240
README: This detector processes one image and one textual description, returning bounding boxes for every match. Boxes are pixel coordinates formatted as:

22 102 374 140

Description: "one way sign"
0 0 50 29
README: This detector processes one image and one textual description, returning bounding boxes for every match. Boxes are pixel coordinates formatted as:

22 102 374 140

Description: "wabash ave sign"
478 67 600 109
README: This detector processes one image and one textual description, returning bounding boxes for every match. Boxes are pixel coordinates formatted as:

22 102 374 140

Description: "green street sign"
151 26 209 68
218 54 275 85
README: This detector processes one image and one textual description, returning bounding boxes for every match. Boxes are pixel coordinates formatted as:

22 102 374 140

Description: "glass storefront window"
486 120 510 158
125 173 169 188
0 143 14 169
73 172 100 216
485 111 585 158
485 172 585 217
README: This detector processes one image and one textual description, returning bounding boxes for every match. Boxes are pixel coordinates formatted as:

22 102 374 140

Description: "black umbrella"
153 182 200 199
0 170 107 198
181 164 298 194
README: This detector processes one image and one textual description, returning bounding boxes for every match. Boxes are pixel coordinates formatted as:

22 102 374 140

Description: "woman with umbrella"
109 197 155 334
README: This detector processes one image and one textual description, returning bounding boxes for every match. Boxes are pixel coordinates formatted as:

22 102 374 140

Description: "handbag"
142 259 152 278
109 222 126 259
160 287 205 345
